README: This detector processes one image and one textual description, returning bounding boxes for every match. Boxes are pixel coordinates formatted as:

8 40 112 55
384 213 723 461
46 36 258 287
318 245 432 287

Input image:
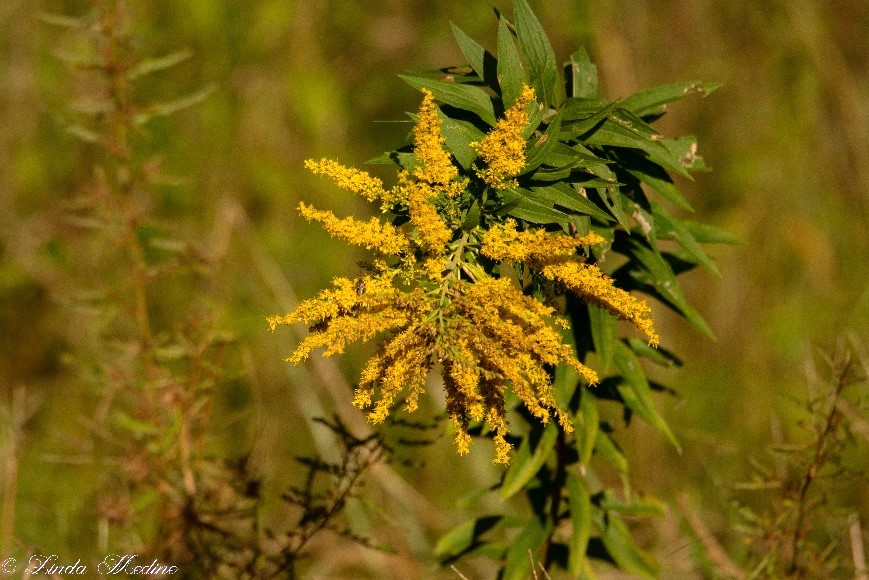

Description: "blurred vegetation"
0 0 866 577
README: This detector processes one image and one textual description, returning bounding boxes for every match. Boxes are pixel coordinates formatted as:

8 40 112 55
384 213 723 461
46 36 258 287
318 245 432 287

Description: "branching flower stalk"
271 87 658 463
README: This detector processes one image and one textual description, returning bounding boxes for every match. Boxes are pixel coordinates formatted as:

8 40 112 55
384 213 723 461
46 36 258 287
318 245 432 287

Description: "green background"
1 0 866 576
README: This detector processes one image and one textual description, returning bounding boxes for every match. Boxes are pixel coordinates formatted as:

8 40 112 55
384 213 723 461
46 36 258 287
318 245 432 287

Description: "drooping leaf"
531 183 613 223
678 220 743 245
652 205 720 276
521 114 561 174
620 149 694 212
435 515 521 560
439 110 485 169
614 341 680 450
614 234 715 338
594 430 628 474
599 493 666 517
626 338 682 369
594 510 659 578
501 423 559 499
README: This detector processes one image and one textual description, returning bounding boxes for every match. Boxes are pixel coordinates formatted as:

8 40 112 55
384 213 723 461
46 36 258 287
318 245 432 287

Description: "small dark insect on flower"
355 279 366 296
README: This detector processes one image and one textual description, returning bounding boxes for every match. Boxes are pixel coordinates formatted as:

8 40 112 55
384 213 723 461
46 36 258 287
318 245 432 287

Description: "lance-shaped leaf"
620 81 722 118
400 75 497 126
501 422 559 499
504 516 550 580
566 473 594 577
497 17 527 108
614 341 680 451
594 509 659 578
513 0 562 107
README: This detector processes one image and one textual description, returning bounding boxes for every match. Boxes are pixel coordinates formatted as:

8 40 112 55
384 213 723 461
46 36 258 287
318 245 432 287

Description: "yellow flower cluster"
298 202 408 255
481 219 605 261
540 261 660 346
274 84 661 464
481 220 659 346
304 158 389 202
471 85 536 189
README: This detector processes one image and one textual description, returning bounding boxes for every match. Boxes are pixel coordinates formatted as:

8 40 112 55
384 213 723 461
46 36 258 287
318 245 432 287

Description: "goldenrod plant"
271 0 734 576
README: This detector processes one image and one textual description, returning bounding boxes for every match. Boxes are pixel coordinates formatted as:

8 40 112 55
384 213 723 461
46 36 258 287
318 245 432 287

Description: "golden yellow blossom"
472 85 536 189
481 218 605 262
298 202 408 255
412 89 467 197
406 181 452 251
541 260 659 346
305 158 389 202
272 86 661 465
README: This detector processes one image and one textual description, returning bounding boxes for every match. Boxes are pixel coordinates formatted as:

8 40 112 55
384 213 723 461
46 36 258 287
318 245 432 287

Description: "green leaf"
504 517 549 580
367 150 419 172
400 75 497 126
576 391 599 468
501 423 558 499
621 149 694 211
620 81 722 117
497 18 527 108
450 22 487 81
679 220 742 245
566 473 593 577
660 135 708 171
513 0 562 107
594 430 628 474
461 201 481 232
594 510 659 577
434 515 520 560
439 110 485 169
614 342 680 451
521 114 561 174
582 118 691 178
626 338 682 369
599 493 666 517
598 186 629 229
529 184 612 223
569 49 598 98
652 206 720 276
561 100 617 137
502 187 572 226
616 236 715 338
588 304 617 373
133 85 216 125
127 49 193 81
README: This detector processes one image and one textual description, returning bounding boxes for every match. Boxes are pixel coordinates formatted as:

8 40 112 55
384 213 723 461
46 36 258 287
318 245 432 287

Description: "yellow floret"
305 158 389 202
541 260 660 346
481 218 606 262
471 85 536 189
298 202 408 255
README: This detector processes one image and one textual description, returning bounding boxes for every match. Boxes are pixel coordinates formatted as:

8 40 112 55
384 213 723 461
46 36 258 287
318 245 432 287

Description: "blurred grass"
1 0 867 575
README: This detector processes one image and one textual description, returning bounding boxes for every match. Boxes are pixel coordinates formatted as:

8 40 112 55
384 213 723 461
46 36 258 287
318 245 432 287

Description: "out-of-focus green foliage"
0 0 866 577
